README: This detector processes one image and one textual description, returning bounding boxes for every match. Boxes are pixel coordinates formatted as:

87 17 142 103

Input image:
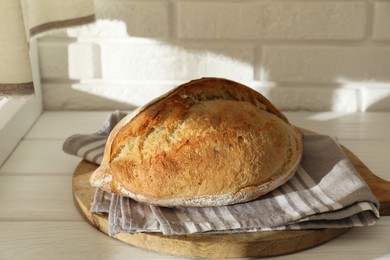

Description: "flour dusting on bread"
90 77 303 207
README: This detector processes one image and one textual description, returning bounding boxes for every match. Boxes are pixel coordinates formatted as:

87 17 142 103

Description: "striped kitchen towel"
63 111 380 236
63 110 127 165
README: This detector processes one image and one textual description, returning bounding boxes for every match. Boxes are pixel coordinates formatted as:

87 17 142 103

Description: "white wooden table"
0 111 389 260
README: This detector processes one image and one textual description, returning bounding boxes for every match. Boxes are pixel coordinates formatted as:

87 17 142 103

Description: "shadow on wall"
42 17 390 112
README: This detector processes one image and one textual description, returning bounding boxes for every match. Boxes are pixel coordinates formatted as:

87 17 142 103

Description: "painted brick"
42 83 132 110
99 41 254 81
71 82 178 108
42 82 178 110
266 87 358 112
94 0 171 38
66 20 128 38
38 42 68 79
68 43 101 79
360 85 390 111
373 3 390 40
262 46 390 83
36 0 390 112
177 1 366 40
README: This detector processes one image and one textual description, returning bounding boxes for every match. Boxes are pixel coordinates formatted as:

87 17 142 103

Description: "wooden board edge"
72 160 350 258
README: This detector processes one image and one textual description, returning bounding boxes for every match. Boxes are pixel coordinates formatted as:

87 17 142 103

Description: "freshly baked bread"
90 77 303 207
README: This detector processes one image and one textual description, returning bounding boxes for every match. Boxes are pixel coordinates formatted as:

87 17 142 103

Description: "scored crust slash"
89 77 303 208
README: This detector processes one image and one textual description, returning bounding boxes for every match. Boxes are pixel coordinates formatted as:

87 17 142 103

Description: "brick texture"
262 47 390 83
37 0 390 111
95 0 171 38
99 42 254 81
69 43 101 79
373 2 390 40
42 82 179 110
266 87 358 112
38 42 68 79
178 1 366 40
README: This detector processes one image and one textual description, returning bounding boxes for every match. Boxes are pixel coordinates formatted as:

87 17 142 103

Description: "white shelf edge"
0 38 43 166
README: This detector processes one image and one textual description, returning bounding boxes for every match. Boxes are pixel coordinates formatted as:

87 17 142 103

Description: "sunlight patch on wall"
337 78 390 112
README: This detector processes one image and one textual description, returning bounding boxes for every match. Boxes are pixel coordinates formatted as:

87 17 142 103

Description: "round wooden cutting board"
72 145 390 258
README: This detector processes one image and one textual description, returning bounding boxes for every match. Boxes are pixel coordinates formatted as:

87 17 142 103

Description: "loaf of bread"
90 78 303 207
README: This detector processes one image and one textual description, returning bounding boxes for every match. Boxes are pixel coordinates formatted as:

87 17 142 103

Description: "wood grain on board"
72 143 390 258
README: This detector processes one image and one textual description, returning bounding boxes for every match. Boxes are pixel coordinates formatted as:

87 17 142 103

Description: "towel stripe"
288 176 321 214
271 188 302 219
297 166 344 212
281 182 316 218
66 112 380 236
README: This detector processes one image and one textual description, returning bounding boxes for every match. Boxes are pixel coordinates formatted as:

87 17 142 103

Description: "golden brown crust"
90 77 303 207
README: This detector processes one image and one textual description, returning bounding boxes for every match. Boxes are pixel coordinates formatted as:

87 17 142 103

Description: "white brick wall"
373 2 390 40
38 0 390 111
262 46 390 83
178 2 367 40
99 41 254 80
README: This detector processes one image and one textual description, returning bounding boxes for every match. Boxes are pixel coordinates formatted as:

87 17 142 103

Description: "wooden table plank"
339 139 390 181
0 111 389 260
285 112 390 140
0 176 83 221
0 140 81 176
0 222 170 260
0 221 388 260
25 111 111 139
